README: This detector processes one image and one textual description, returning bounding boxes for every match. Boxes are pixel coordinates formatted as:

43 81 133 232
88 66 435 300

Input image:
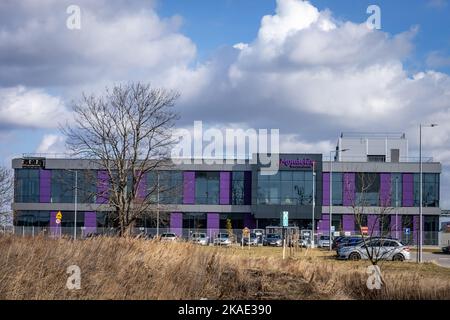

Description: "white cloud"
36 134 66 154
0 86 69 129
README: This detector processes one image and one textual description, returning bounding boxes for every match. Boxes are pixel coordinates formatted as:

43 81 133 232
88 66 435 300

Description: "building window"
367 155 386 162
331 172 343 206
356 173 380 206
14 211 49 226
231 172 245 205
257 170 315 205
51 170 75 203
195 172 220 204
14 169 40 203
183 213 207 230
147 171 183 205
391 174 402 207
413 173 439 207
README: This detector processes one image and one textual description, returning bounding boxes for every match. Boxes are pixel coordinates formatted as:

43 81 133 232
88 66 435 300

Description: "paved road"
414 251 450 268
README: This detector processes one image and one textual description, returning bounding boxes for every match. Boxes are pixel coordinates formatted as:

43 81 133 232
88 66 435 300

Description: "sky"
0 0 450 205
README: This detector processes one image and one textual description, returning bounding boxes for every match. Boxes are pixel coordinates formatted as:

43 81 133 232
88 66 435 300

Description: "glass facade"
51 170 75 203
182 213 207 229
355 173 380 206
14 169 40 203
331 172 343 206
391 173 402 207
231 172 245 205
413 173 439 207
195 172 220 204
147 171 183 204
14 211 49 226
257 170 314 205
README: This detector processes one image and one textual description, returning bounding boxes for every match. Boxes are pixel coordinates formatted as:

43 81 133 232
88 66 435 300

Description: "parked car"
243 233 259 246
332 235 362 249
335 237 364 254
263 234 282 247
442 245 450 254
160 232 178 242
213 233 232 246
317 235 331 248
191 232 208 246
337 238 410 261
299 238 308 248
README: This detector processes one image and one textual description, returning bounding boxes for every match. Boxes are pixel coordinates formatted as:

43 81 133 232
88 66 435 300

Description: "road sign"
361 226 369 235
243 227 250 237
281 211 289 227
331 226 335 232
56 211 62 220
334 231 340 237
55 218 61 224
405 228 410 235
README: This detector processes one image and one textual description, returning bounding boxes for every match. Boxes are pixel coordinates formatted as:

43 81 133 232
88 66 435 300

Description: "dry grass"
0 235 449 300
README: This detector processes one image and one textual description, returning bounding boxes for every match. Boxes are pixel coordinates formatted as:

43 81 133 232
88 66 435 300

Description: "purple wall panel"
219 172 231 205
137 171 147 200
402 173 414 207
343 173 355 206
84 212 97 235
39 169 51 203
170 212 183 237
207 213 220 237
368 215 380 236
343 214 355 232
183 172 195 204
244 171 252 205
243 213 256 229
97 170 109 204
380 173 391 207
317 214 329 234
322 172 330 206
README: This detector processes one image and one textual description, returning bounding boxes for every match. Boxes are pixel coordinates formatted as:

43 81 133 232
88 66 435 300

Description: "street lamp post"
329 149 349 251
66 169 78 240
311 161 316 248
418 123 437 263
156 171 160 237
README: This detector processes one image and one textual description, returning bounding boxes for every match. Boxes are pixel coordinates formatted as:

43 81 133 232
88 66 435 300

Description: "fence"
0 226 445 246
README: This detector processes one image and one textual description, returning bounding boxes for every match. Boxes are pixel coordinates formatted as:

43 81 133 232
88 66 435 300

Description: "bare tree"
0 166 13 226
62 83 179 236
347 172 407 267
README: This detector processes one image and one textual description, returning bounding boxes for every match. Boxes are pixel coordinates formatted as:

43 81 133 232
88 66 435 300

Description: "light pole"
418 123 437 263
311 161 316 248
156 171 160 237
329 148 349 251
67 169 78 240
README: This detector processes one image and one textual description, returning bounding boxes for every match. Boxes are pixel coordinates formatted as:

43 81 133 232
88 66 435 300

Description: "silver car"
191 232 209 246
160 232 178 242
317 235 331 248
337 238 411 261
213 233 232 246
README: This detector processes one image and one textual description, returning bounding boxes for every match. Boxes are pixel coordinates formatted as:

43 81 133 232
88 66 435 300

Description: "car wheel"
348 252 361 261
393 254 404 262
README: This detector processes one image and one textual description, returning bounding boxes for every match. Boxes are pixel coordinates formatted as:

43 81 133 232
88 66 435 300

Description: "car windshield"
162 233 175 237
219 234 229 238
320 236 330 240
193 233 205 238
267 234 280 239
